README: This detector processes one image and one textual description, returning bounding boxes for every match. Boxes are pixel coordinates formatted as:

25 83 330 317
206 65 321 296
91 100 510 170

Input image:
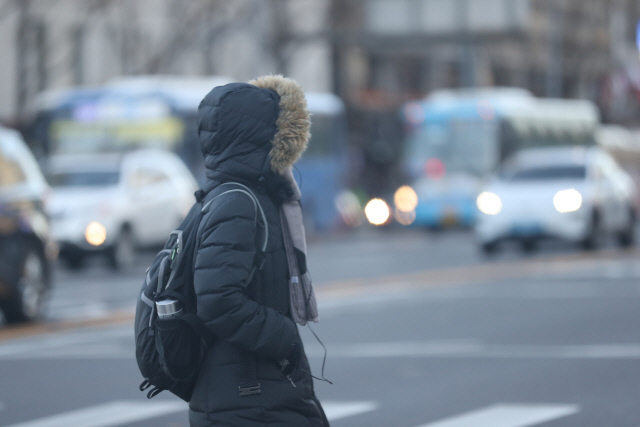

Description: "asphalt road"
1 227 640 426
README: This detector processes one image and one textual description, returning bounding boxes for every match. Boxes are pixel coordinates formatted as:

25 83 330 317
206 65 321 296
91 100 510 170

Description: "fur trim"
248 75 310 173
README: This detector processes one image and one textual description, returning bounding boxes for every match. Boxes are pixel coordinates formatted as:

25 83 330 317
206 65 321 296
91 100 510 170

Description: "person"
188 75 330 427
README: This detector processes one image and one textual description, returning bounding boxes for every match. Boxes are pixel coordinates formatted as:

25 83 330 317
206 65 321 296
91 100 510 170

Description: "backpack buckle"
238 384 261 396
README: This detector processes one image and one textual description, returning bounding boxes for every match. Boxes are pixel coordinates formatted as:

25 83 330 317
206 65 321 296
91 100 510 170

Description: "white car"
45 149 198 269
475 146 636 253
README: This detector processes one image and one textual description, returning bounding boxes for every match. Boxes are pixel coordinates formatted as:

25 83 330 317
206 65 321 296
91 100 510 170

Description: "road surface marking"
3 400 186 427
306 340 640 360
316 248 640 301
415 403 579 427
323 401 377 421
0 327 131 358
3 400 374 426
4 333 640 360
2 247 639 342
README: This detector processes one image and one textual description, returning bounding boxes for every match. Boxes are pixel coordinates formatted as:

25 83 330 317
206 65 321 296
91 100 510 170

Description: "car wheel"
1 245 49 323
108 228 136 271
580 210 600 250
617 207 635 248
480 241 498 255
62 253 85 270
521 239 537 253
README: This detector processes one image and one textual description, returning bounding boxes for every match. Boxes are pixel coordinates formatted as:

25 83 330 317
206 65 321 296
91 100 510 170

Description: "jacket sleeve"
194 192 297 361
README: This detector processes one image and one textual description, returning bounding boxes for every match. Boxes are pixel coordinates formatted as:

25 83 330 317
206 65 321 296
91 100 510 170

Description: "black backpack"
134 182 267 402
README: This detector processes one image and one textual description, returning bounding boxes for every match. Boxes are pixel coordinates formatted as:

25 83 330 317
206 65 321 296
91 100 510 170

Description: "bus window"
305 114 345 157
404 122 448 178
50 118 184 155
450 119 498 176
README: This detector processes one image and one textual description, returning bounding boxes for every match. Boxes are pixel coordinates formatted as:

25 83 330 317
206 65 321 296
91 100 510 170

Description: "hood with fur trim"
248 75 310 174
196 75 310 188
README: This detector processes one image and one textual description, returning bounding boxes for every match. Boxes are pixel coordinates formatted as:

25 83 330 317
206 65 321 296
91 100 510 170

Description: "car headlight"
553 189 582 213
477 192 502 215
85 221 107 246
394 185 418 212
364 198 391 226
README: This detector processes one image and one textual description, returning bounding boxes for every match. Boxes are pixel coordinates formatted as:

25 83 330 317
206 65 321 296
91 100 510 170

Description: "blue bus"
297 92 350 231
393 88 599 228
25 76 350 232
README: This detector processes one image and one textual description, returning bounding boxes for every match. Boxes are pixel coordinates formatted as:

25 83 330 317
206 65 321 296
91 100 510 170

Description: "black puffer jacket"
188 77 329 427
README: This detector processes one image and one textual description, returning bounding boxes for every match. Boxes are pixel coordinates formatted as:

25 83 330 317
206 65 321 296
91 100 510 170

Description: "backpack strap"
201 182 268 272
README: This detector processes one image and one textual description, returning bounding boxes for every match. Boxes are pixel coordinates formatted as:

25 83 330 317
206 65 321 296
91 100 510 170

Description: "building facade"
329 0 640 195
0 0 333 123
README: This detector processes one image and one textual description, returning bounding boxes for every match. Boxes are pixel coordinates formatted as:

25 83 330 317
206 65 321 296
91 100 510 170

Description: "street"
1 228 640 426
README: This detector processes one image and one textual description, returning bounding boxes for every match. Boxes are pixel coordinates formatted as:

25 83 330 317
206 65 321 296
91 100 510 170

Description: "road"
1 227 640 426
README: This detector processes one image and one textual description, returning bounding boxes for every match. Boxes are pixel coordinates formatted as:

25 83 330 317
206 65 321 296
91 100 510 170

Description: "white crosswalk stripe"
1 400 376 426
323 401 378 421
3 401 186 427
415 404 579 427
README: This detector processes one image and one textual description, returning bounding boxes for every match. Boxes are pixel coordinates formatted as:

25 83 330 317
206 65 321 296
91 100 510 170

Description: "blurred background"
3 1 640 426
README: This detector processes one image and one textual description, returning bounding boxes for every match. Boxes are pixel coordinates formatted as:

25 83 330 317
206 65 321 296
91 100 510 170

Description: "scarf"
279 169 319 325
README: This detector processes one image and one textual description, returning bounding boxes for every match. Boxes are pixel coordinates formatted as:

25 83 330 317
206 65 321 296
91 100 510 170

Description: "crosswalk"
0 327 634 426
1 400 376 427
0 400 583 427
415 404 578 427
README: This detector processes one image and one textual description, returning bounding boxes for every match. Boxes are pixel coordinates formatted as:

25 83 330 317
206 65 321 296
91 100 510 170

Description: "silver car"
475 146 637 253
45 149 198 270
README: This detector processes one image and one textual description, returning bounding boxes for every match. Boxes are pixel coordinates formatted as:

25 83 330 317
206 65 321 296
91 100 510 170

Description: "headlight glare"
394 185 418 212
553 189 582 213
85 221 107 246
477 192 502 215
364 198 391 226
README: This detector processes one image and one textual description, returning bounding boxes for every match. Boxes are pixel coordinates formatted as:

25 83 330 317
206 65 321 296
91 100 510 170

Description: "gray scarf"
279 169 319 325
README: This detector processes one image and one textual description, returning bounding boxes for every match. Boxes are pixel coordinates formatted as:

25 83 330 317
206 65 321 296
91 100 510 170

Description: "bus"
391 87 599 228
296 92 350 231
24 75 350 232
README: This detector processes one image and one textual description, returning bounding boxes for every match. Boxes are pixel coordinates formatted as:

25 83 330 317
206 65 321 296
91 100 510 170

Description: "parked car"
475 146 637 253
44 149 198 270
0 127 56 323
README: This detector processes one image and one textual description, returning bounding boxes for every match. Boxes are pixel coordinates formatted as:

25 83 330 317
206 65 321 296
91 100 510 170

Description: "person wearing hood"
189 75 329 427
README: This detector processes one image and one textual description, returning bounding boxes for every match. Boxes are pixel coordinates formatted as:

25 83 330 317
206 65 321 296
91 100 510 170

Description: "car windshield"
47 171 120 187
504 165 586 182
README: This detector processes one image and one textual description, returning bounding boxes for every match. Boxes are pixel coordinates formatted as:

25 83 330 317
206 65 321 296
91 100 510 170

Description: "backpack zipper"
287 375 296 388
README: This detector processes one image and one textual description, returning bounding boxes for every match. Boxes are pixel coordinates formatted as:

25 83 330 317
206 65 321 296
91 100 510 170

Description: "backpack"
134 182 268 402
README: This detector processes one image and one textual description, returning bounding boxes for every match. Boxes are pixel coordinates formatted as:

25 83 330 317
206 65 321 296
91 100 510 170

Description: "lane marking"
416 403 579 427
4 400 185 427
323 401 377 421
316 248 640 301
0 327 131 358
3 400 374 426
307 341 640 360
2 248 639 342
0 311 133 343
4 331 640 361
